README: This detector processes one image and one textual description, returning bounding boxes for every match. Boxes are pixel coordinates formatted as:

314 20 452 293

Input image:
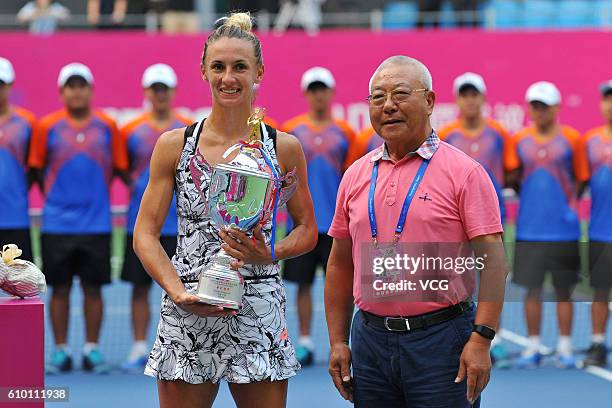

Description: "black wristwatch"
473 325 496 340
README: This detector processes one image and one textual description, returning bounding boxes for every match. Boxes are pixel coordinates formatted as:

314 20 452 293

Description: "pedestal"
0 297 44 408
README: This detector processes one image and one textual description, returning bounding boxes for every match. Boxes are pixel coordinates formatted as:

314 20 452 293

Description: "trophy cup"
195 109 297 309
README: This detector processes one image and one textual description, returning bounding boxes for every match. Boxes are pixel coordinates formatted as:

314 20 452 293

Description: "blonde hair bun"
225 12 253 32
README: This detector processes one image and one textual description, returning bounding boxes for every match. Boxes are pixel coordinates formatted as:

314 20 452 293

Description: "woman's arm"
273 132 318 260
133 128 233 317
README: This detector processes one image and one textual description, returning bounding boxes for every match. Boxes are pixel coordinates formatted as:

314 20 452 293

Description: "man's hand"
455 333 491 404
328 342 354 402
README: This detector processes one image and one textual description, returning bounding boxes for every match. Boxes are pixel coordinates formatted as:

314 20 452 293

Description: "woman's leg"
158 379 220 408
229 380 288 408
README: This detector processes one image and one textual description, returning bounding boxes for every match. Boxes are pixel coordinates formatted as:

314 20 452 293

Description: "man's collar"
370 131 440 162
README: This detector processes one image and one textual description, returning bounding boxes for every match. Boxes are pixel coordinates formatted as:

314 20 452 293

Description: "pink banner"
4 30 610 211
4 30 612 133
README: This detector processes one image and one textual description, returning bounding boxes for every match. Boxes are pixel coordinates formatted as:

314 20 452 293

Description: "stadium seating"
558 0 597 28
488 0 524 29
596 0 612 26
439 0 456 28
523 0 558 28
382 1 418 29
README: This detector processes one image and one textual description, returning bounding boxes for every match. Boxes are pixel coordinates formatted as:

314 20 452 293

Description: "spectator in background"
161 0 198 34
439 73 509 225
582 80 612 368
439 72 511 368
29 63 128 374
0 57 36 261
353 125 383 157
281 67 357 366
506 81 588 369
119 64 191 373
87 0 127 28
17 0 70 35
274 0 326 36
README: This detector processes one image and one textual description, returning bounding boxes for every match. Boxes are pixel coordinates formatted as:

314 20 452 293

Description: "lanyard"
368 158 430 244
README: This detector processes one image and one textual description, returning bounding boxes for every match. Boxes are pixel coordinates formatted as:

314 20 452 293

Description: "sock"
128 341 149 360
56 344 71 355
592 334 606 345
557 336 572 356
83 342 98 355
522 336 540 356
298 336 314 351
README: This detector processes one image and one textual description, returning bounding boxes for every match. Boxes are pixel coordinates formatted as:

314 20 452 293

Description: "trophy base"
196 293 242 310
195 262 244 311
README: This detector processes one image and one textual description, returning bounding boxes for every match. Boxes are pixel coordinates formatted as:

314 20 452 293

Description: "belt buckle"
384 317 411 332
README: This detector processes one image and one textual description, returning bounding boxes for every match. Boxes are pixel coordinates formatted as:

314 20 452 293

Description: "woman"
134 12 317 408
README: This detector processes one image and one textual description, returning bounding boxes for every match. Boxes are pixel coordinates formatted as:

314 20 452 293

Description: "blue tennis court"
42 275 612 407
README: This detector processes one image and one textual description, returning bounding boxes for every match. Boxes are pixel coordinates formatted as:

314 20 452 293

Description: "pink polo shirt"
328 135 503 317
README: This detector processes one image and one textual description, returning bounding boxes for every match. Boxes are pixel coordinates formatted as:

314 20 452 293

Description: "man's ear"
426 90 436 116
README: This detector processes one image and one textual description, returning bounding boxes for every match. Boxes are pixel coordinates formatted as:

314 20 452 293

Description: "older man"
325 56 506 407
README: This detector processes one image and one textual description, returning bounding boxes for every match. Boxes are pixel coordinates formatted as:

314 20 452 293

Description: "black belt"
361 301 472 332
180 274 278 283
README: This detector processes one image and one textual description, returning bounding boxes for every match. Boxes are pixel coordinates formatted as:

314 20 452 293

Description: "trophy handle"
189 151 212 217
277 167 299 208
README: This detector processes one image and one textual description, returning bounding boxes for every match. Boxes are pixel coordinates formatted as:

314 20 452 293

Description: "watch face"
474 325 495 340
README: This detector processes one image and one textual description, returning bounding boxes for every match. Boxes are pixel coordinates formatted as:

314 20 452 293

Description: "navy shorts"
512 241 580 289
351 307 480 408
589 241 612 289
282 233 332 285
41 234 111 286
121 234 176 285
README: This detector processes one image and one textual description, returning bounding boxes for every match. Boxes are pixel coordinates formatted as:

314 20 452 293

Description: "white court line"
499 328 612 383
499 329 552 354
584 366 612 382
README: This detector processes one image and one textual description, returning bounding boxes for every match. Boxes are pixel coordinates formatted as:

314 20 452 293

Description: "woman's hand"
172 291 237 318
219 225 272 268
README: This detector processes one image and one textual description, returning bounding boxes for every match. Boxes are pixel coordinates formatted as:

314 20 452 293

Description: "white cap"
301 67 335 91
599 79 612 96
142 63 177 88
525 81 561 106
57 63 94 87
0 57 15 84
453 72 486 95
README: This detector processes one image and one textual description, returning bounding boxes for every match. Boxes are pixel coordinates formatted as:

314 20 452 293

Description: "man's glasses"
367 88 428 107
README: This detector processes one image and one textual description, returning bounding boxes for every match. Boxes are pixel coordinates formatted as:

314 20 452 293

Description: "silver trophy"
1 244 47 298
195 109 297 309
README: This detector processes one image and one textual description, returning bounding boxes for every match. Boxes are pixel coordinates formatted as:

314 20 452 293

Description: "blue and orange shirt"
122 112 191 236
28 110 128 234
584 126 612 242
0 107 36 229
282 114 357 233
505 126 589 241
356 126 384 156
439 119 509 221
